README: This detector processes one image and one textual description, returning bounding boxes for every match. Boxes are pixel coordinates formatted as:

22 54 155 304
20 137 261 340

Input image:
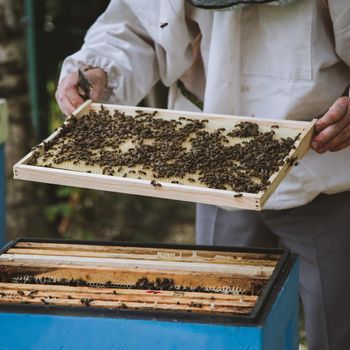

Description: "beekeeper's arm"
56 0 159 115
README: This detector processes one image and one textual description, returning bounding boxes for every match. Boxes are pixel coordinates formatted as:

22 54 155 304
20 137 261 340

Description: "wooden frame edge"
258 119 317 207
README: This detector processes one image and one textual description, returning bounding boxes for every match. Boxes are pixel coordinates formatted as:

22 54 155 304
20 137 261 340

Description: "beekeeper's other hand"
312 96 350 153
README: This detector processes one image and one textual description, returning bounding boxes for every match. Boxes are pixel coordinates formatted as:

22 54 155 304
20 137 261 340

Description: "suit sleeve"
328 1 350 67
59 0 159 105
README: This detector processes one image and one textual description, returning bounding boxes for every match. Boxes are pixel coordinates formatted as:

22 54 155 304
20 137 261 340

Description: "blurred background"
1 0 195 245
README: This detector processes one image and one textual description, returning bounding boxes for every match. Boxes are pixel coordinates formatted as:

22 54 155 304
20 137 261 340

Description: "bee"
27 290 38 298
151 179 162 187
190 302 203 308
119 303 128 309
234 193 243 198
160 22 168 29
286 156 298 166
80 298 93 306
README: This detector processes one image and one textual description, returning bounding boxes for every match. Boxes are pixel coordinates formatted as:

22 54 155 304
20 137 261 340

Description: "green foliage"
45 202 72 221
45 186 195 244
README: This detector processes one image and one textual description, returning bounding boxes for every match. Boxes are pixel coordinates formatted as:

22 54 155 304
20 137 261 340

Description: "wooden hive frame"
0 239 289 320
13 100 316 210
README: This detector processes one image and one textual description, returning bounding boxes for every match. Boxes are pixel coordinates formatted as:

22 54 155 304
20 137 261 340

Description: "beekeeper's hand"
55 68 107 116
312 96 350 153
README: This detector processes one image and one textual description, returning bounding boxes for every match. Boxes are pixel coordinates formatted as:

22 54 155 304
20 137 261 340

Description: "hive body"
0 239 298 350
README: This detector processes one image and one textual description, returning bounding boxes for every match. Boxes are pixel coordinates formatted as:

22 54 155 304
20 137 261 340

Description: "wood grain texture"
0 254 274 276
0 241 282 315
0 262 262 291
12 242 280 266
0 281 256 314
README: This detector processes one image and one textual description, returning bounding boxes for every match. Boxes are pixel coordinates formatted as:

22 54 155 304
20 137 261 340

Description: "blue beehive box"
0 239 298 350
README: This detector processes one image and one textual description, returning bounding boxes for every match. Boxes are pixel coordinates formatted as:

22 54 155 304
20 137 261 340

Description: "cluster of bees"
8 273 246 295
29 107 299 194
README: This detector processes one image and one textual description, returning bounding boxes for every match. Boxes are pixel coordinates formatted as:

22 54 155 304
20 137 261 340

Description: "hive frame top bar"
0 238 293 326
13 100 316 210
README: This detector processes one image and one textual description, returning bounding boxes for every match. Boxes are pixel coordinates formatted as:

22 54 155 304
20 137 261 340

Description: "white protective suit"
60 0 350 210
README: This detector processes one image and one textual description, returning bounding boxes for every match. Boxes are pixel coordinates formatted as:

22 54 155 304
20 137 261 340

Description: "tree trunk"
0 0 52 240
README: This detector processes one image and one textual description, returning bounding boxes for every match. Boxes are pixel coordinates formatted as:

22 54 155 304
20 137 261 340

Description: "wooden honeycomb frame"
13 100 316 210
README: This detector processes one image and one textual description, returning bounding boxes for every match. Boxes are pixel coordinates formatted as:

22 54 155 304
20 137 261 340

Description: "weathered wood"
0 281 255 314
0 283 258 302
0 262 265 292
14 242 281 261
0 239 281 315
7 247 278 267
0 286 257 308
0 296 253 314
0 253 274 276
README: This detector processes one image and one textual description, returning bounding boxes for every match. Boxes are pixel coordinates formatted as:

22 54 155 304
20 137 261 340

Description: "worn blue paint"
0 144 5 248
263 258 299 350
0 313 261 350
0 260 298 350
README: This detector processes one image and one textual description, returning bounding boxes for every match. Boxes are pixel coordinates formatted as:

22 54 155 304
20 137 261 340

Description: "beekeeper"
56 1 350 349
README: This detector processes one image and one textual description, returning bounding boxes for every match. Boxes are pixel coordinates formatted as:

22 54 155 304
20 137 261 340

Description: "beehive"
13 100 316 210
0 239 299 350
